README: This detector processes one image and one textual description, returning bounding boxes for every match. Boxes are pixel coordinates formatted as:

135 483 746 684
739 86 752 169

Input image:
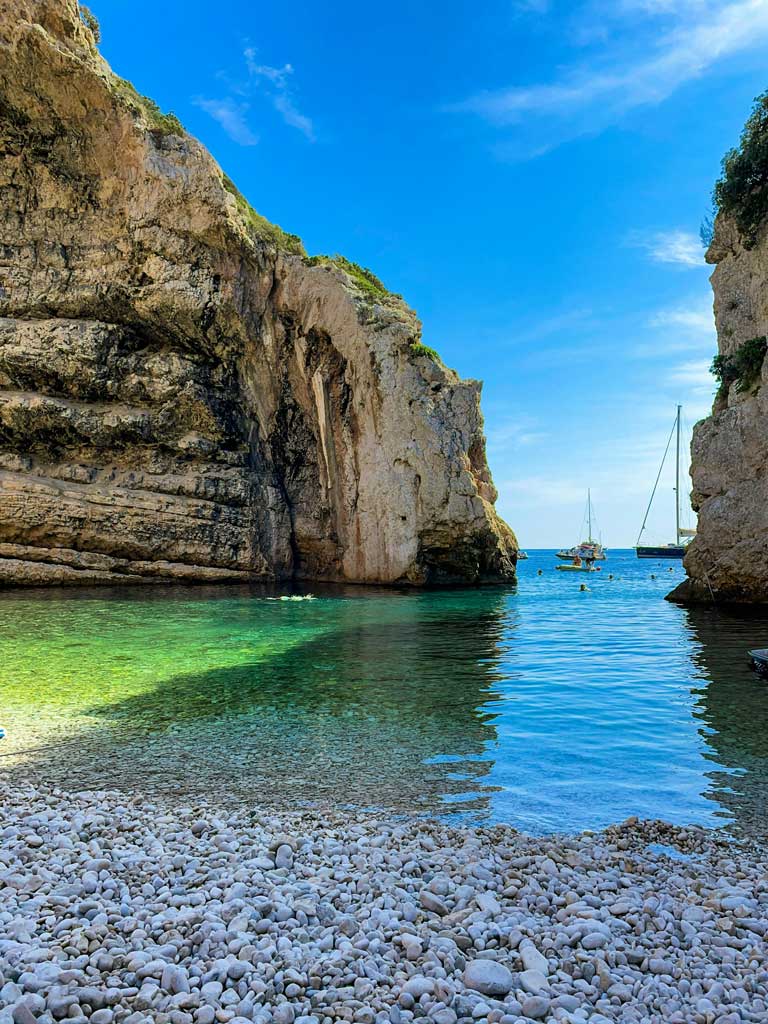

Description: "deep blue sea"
1 549 767 838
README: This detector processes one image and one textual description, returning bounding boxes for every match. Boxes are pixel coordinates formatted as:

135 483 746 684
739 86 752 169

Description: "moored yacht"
556 490 607 562
636 405 696 559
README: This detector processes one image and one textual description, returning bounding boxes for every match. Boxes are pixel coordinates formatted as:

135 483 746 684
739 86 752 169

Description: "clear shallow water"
2 550 768 838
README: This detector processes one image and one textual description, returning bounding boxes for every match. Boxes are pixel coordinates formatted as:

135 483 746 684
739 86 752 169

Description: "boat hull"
636 546 685 559
555 564 596 572
556 546 606 561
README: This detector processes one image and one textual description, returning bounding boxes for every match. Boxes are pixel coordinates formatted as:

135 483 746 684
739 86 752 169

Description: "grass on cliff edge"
81 6 430 299
304 255 442 362
304 254 392 300
222 176 305 255
108 76 185 138
714 89 768 250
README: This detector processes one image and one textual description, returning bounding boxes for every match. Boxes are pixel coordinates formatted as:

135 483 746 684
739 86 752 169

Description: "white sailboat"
556 490 607 563
635 405 696 559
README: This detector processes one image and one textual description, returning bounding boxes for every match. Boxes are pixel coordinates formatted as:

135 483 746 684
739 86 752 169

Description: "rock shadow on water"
1 589 516 818
684 604 768 842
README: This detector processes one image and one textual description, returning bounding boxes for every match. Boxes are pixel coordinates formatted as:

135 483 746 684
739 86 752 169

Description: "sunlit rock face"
0 0 516 586
669 217 768 605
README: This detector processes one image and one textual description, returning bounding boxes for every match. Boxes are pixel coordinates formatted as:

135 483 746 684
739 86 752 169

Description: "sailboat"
635 405 696 559
556 490 607 562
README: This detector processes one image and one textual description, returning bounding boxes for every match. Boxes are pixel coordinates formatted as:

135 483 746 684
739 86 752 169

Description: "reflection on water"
1 551 768 837
685 604 768 840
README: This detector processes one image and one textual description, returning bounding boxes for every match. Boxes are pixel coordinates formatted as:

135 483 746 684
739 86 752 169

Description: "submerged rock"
0 0 516 587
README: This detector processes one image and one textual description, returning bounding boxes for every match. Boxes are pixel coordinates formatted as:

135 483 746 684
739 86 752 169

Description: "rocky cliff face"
669 214 768 604
0 0 516 586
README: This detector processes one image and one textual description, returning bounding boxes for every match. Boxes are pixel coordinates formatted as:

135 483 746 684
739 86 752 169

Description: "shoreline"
0 784 766 1024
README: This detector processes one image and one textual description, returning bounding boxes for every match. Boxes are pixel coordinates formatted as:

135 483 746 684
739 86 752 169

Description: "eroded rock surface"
0 0 516 586
669 217 768 605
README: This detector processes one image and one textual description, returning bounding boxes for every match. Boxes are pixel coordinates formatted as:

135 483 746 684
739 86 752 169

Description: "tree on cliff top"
715 89 768 249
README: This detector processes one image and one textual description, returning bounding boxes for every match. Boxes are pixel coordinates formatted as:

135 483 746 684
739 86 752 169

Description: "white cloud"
619 0 709 12
631 296 715 358
273 93 316 141
486 414 548 453
244 49 316 141
243 54 293 88
194 98 259 146
667 359 714 388
632 229 704 267
650 307 713 334
198 50 315 145
665 358 717 420
454 0 768 153
497 475 588 508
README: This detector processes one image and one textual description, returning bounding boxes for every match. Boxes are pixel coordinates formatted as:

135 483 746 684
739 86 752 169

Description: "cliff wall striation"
0 0 516 586
669 221 768 604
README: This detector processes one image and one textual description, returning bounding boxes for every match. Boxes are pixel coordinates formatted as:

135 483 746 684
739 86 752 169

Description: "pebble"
463 960 515 996
519 940 549 975
0 785 764 1024
521 995 551 1019
519 969 549 995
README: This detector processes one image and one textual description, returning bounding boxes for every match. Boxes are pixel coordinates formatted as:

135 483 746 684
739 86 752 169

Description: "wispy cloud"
665 357 716 419
506 307 594 347
486 413 548 454
649 300 714 336
193 98 259 146
632 295 715 358
454 0 768 156
196 49 315 145
630 229 704 267
668 359 714 387
244 50 316 141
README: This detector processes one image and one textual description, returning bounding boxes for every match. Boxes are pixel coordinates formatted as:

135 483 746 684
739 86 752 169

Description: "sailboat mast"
675 404 681 546
588 488 592 542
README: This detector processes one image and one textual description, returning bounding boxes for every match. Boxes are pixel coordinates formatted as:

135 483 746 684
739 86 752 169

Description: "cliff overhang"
0 0 517 587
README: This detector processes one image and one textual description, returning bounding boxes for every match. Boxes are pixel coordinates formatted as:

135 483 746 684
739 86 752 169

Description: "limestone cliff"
0 0 516 586
669 213 768 604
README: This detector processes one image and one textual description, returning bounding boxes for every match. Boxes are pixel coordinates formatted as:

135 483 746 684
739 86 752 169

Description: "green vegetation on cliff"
79 4 100 42
109 76 184 137
221 176 305 255
304 255 391 300
711 335 767 395
304 255 441 362
714 90 768 249
409 341 440 361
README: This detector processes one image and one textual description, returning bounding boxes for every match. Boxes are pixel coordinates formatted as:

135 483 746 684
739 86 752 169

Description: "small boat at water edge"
636 405 696 560
517 551 529 560
557 490 607 562
749 649 768 677
556 562 597 573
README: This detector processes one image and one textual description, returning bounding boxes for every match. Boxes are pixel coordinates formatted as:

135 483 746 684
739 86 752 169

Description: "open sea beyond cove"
2 549 768 840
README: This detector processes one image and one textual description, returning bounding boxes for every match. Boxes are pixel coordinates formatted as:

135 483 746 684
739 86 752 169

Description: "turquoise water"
2 549 768 837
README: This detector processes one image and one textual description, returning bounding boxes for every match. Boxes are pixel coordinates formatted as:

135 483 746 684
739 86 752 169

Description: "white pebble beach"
0 784 766 1024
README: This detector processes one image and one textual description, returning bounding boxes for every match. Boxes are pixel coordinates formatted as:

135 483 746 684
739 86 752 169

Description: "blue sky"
93 0 768 546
